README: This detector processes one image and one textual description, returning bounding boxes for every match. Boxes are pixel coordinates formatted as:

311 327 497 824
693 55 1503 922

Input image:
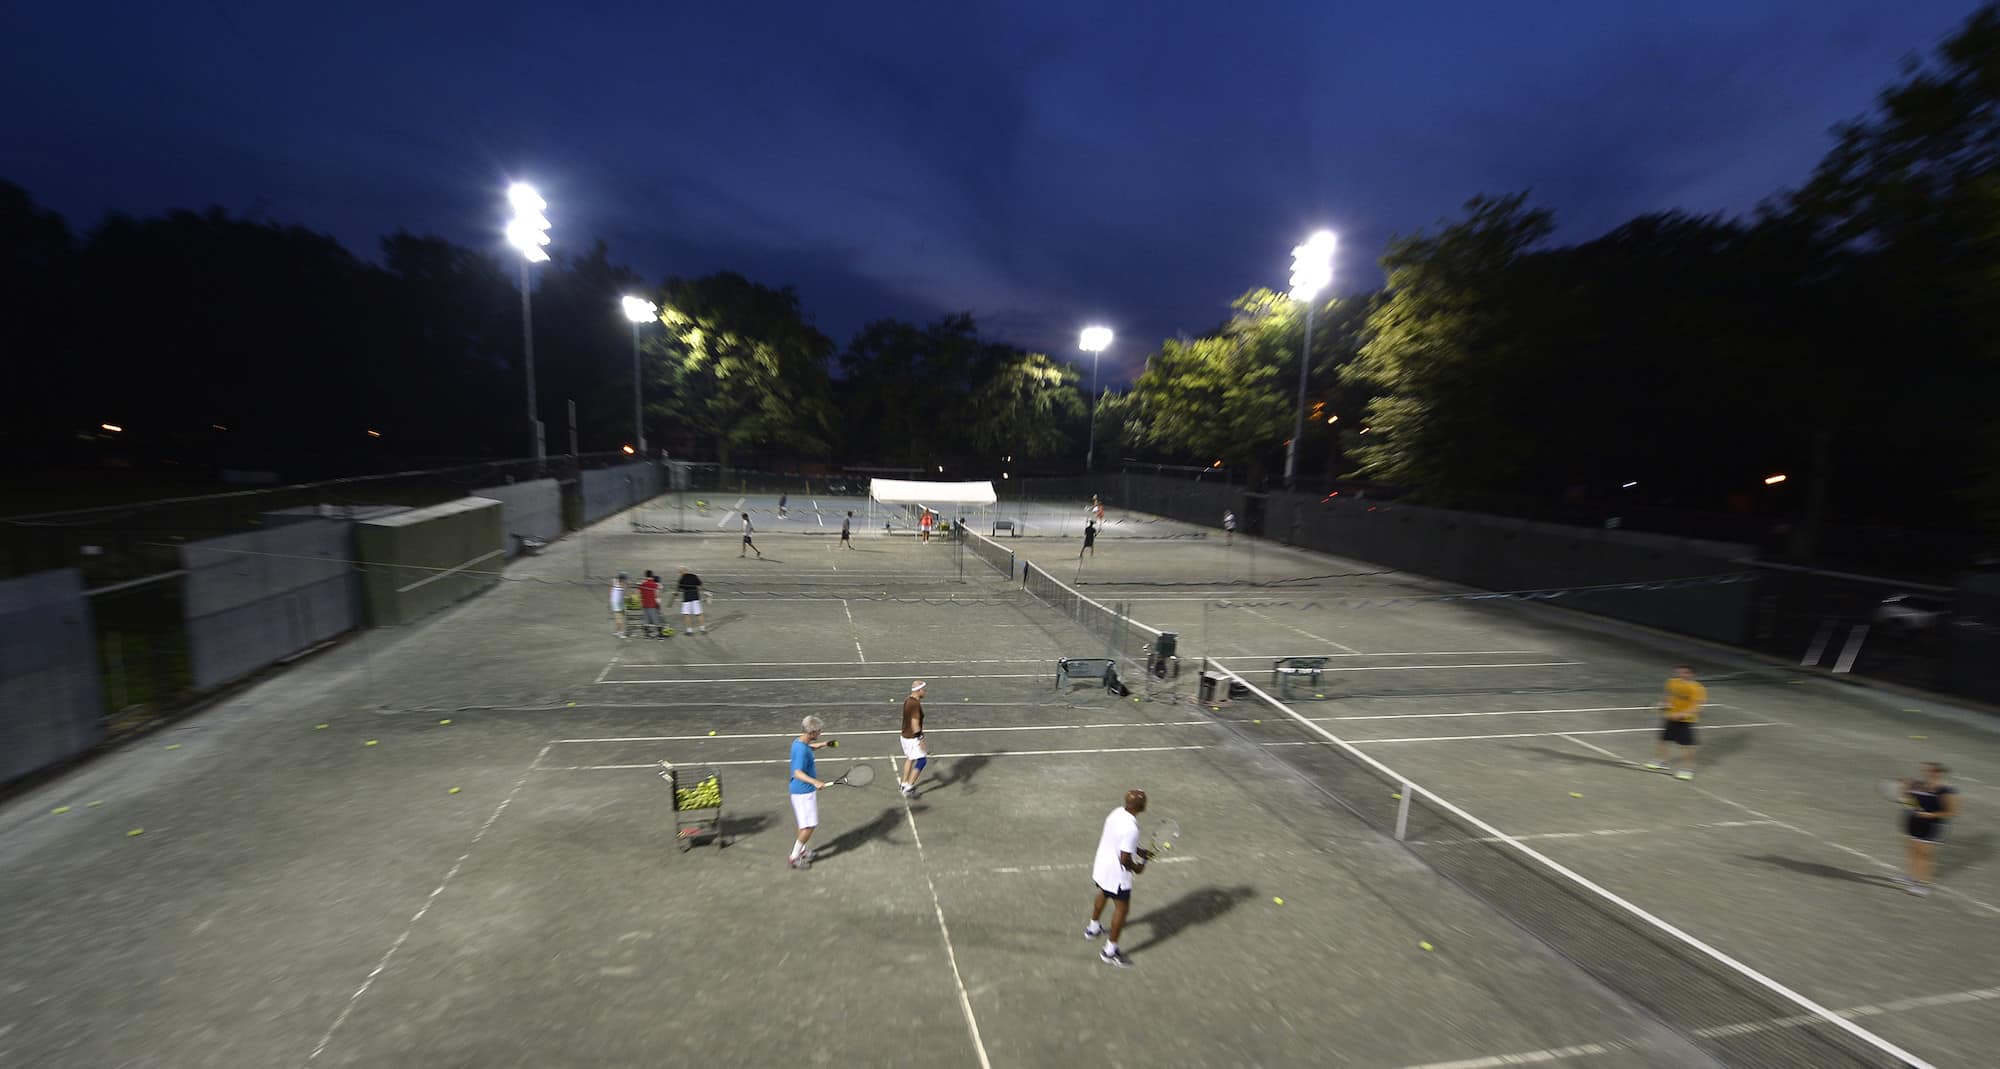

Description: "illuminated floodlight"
1079 326 1113 353
1289 231 1336 301
100 423 123 432
506 184 552 263
622 296 658 323
1764 473 1787 486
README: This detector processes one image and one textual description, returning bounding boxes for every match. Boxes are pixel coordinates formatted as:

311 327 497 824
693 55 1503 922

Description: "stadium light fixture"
507 183 552 460
622 444 635 455
1764 473 1788 485
621 296 658 453
1285 230 1336 489
1079 326 1113 471
100 423 122 433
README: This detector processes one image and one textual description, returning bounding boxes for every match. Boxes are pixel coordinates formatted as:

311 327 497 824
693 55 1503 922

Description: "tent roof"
869 479 997 506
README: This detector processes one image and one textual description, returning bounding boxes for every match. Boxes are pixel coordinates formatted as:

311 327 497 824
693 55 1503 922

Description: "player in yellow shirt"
1645 665 1705 780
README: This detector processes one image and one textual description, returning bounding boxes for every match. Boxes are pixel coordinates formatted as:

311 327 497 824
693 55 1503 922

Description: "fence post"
1395 782 1413 841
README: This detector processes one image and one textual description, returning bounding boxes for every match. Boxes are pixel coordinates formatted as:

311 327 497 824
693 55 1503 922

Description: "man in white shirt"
1083 788 1149 968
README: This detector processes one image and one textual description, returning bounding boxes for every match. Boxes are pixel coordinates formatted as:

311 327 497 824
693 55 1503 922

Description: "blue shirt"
789 739 817 794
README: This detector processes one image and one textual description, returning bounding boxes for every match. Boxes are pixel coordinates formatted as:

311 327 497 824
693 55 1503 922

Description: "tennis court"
0 508 1991 1067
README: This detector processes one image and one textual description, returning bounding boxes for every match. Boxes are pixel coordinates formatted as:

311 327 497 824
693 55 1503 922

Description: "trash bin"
1199 671 1227 704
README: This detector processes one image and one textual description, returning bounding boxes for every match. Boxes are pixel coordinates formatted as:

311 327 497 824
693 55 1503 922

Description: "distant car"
1873 594 1952 635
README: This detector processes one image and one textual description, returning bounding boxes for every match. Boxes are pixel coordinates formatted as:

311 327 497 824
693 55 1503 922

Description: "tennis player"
898 680 928 797
841 510 854 549
1084 789 1149 968
609 572 630 638
1222 511 1236 545
788 715 834 869
676 566 706 634
1898 762 1961 897
919 508 933 544
1643 665 1705 780
740 512 762 558
1082 521 1097 558
637 570 664 638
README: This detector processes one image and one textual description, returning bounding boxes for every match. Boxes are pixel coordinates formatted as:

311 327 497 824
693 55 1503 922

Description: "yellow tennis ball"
1909 735 1928 740
566 702 576 707
165 744 181 750
439 719 452 725
1569 792 1583 798
1390 792 1402 800
1420 940 1434 951
448 787 461 794
1272 897 1284 905
364 740 378 746
708 730 717 736
1252 719 1261 724
50 806 70 815
86 800 103 808
315 724 329 730
127 828 144 837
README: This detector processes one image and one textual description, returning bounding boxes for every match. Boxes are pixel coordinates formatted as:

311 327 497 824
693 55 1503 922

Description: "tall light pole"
1079 325 1113 471
621 296 658 455
506 183 552 460
1286 230 1336 490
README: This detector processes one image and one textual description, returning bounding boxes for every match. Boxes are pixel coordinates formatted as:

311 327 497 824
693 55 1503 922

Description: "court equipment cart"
658 761 726 850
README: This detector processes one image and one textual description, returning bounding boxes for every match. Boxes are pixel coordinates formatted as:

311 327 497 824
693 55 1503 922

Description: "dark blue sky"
2 1 1983 382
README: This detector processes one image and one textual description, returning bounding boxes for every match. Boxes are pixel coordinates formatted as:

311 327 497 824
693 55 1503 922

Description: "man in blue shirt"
788 715 833 868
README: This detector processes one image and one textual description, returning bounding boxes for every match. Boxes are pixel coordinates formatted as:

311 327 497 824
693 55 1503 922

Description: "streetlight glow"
1285 230 1336 488
1765 473 1788 485
1079 326 1112 353
621 444 636 455
507 183 545 213
100 423 122 433
507 183 552 459
1079 326 1113 471
621 296 658 323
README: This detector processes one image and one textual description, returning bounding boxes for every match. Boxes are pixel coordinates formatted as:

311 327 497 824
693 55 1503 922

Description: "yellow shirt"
1663 677 1706 722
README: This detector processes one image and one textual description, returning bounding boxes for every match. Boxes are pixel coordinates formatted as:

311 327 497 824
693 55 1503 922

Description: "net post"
1394 782 1412 841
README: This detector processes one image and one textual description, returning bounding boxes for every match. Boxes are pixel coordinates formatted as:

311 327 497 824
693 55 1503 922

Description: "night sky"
2 1 1983 382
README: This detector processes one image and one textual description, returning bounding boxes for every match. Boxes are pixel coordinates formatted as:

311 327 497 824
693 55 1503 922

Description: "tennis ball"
1910 735 1928 740
439 719 451 725
1315 693 1324 699
127 828 143 837
364 740 378 746
708 730 716 736
86 800 103 808
1419 940 1434 952
315 724 328 730
1272 897 1284 905
164 744 181 750
1569 792 1583 798
566 702 576 707
448 787 461 794
1252 719 1261 724
828 739 838 748
1390 792 1402 800
50 806 70 815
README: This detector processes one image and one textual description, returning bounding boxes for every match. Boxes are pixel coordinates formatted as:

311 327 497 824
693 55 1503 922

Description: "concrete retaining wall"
355 498 504 626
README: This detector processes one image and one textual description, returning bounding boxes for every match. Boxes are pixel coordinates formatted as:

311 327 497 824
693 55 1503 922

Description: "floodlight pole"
1286 299 1313 490
1088 348 1099 471
522 258 540 461
630 321 645 455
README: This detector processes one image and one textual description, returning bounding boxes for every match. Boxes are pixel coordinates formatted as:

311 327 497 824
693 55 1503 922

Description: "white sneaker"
1083 921 1104 939
1906 883 1930 897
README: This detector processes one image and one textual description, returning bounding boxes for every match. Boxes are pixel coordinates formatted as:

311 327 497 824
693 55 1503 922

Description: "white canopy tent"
869 479 997 534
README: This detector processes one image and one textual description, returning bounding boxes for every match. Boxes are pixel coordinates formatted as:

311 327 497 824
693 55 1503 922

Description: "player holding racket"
1084 789 1150 967
787 715 836 869
1643 665 1705 780
898 680 928 797
1897 763 1961 897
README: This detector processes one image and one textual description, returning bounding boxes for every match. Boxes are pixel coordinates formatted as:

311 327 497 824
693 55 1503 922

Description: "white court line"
1321 706 1659 722
1246 661 1585 674
616 659 1052 668
552 721 1215 744
593 655 618 685
596 672 1047 685
814 500 824 527
841 599 866 663
1214 651 1547 659
1557 734 2000 918
1241 606 1363 654
896 769 993 1069
1264 722 1784 747
933 856 1200 878
309 742 551 1061
540 744 1215 770
1392 986 2000 1069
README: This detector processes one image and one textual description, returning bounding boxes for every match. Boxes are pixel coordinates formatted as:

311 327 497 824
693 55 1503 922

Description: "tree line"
4 4 1994 537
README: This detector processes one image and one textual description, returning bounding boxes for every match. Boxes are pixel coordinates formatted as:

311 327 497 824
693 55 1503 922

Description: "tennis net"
1202 658 1932 1069
964 527 1016 579
1023 561 1161 668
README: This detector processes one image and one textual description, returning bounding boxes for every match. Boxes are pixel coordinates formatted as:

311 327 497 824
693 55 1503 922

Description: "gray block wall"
180 520 360 691
1 569 105 784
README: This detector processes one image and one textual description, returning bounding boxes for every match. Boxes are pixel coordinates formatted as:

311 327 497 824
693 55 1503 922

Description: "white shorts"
900 735 928 762
610 590 624 611
790 791 818 829
681 598 703 615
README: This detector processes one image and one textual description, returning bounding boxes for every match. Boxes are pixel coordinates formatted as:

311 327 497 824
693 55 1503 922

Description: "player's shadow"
1939 831 1993 878
1697 729 1752 769
1738 853 1903 890
812 806 903 861
1509 743 1637 772
1123 885 1257 954
720 814 773 841
928 754 990 795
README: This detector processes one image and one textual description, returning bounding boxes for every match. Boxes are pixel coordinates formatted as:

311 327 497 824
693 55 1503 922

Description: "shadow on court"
813 806 904 861
1738 853 1902 890
929 754 990 795
1510 743 1642 772
720 814 774 842
1123 885 1259 954
1694 730 1752 769
1939 831 1992 878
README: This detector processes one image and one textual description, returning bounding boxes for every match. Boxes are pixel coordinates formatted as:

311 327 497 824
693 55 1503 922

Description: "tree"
835 313 991 466
651 272 835 465
967 351 1084 461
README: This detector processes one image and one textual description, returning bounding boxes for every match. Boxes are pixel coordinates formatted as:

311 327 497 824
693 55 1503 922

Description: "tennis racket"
825 763 874 788
1878 779 1917 808
1140 819 1183 861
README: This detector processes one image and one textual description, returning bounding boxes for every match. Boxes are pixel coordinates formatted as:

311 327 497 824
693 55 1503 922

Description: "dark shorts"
742 534 754 544
1906 814 1948 843
1094 882 1130 902
1660 719 1696 746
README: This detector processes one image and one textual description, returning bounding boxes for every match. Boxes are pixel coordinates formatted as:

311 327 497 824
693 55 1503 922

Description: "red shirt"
638 577 661 608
